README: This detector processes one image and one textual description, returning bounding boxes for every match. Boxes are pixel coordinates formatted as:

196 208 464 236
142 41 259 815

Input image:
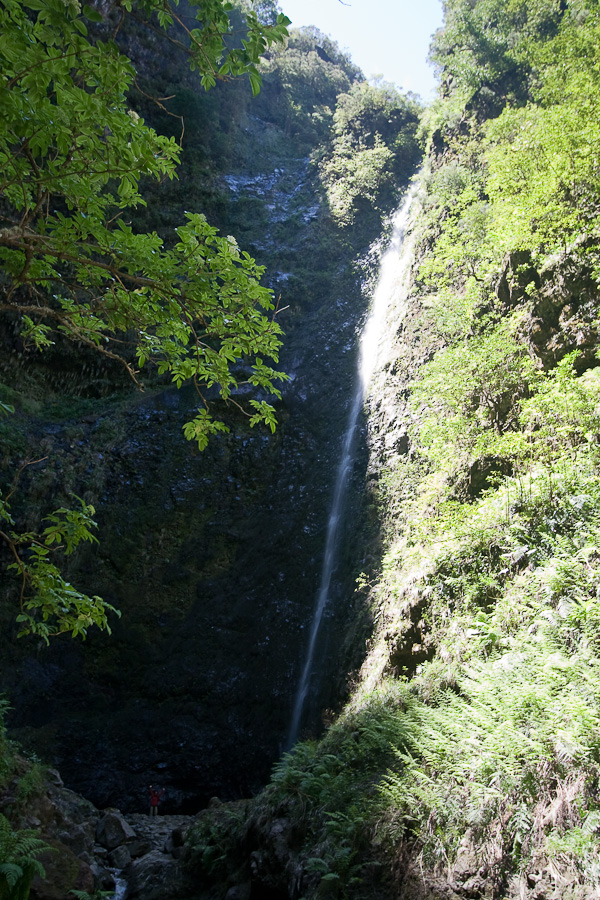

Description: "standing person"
148 785 165 816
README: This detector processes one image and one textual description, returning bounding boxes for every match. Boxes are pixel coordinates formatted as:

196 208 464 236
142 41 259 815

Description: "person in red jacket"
148 785 165 816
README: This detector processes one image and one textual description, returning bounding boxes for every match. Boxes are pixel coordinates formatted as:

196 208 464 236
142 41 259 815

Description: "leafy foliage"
0 699 15 795
0 814 48 900
369 0 600 877
185 802 247 886
319 81 422 226
259 26 360 147
0 0 290 450
0 704 56 900
412 316 529 474
430 0 564 111
0 406 118 639
69 890 115 900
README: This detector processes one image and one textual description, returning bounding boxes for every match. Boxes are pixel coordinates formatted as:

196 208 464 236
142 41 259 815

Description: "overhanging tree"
0 0 290 638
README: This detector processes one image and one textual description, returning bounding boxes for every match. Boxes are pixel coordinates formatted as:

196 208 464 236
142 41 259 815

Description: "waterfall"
286 184 418 749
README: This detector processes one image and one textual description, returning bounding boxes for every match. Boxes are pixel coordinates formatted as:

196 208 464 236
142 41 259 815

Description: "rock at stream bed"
96 810 136 850
123 848 185 900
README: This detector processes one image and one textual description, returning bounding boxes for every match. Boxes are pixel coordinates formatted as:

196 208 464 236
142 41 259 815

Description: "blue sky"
277 0 444 102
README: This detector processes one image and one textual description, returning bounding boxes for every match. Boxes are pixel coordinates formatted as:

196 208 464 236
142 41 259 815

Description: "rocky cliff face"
0 57 414 814
0 172 368 810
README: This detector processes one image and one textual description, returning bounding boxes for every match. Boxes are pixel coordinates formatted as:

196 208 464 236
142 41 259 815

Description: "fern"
0 866 21 889
0 814 48 900
509 804 534 858
69 890 115 899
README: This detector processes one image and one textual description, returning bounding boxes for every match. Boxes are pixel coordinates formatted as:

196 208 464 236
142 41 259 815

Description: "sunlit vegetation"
367 0 600 891
319 81 422 226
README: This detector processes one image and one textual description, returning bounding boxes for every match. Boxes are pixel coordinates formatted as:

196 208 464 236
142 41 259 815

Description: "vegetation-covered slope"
184 2 600 898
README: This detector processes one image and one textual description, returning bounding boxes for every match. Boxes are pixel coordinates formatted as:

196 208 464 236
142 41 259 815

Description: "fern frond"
0 862 23 888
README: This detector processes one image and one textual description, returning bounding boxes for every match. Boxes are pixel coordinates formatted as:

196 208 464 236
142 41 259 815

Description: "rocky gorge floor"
9 765 199 900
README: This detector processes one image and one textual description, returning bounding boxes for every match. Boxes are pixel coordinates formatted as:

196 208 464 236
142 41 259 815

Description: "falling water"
112 876 128 900
286 184 418 749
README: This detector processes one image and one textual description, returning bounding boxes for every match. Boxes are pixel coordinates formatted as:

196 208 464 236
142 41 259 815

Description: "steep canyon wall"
0 23 420 813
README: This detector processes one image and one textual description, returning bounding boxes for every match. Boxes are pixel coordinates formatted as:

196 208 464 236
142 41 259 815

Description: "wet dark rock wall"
0 18 421 813
0 163 383 815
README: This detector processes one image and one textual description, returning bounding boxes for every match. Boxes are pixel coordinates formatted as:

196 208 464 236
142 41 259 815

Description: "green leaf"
248 70 262 97
82 3 103 21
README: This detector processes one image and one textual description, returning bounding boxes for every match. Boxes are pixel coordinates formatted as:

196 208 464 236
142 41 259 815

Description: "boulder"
225 886 251 900
127 837 153 858
57 821 96 857
90 861 118 891
30 838 95 900
108 843 132 869
96 810 136 850
124 849 188 900
164 823 189 856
